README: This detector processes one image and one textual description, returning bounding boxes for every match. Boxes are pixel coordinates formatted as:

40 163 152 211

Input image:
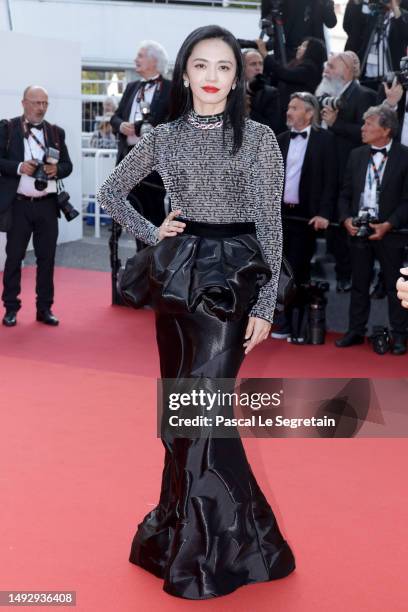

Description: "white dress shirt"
283 125 311 205
361 140 392 216
127 74 159 146
400 92 408 147
17 126 57 197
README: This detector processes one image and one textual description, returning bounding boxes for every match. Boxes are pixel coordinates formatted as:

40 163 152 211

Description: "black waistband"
16 194 55 202
175 217 256 238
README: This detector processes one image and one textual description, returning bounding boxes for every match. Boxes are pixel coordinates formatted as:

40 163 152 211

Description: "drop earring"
231 83 237 90
183 79 190 88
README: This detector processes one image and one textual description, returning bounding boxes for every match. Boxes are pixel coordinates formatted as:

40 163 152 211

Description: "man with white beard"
315 51 376 292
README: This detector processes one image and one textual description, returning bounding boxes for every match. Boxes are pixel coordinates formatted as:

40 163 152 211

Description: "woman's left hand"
243 316 271 355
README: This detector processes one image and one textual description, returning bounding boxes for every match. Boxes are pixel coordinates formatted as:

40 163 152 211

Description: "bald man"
0 86 73 327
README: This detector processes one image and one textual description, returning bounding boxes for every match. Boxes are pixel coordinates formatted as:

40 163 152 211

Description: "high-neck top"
97 116 283 323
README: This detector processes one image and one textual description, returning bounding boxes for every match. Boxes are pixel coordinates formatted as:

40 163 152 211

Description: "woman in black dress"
98 25 295 600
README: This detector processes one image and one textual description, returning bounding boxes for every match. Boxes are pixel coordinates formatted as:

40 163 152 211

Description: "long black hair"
301 37 327 74
168 25 245 155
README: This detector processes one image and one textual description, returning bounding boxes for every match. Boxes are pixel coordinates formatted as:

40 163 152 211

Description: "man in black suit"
336 105 408 354
316 50 377 291
261 0 337 61
109 41 171 303
272 92 337 340
243 49 281 133
344 0 408 81
0 86 72 327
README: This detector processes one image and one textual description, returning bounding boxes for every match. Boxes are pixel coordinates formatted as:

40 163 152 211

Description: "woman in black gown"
98 25 295 600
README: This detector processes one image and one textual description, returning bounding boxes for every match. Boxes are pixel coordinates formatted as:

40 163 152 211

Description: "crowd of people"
1 0 408 354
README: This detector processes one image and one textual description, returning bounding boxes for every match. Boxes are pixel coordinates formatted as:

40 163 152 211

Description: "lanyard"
368 152 387 191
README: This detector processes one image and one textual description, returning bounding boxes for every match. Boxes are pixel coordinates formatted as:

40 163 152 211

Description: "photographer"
336 105 408 354
243 49 281 132
379 66 408 143
316 51 377 290
261 0 337 61
344 0 408 81
0 86 73 327
260 36 327 133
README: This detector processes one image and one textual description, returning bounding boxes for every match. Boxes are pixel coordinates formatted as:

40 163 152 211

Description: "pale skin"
343 114 393 240
20 86 57 178
286 97 329 231
396 268 408 308
120 47 160 137
158 38 272 354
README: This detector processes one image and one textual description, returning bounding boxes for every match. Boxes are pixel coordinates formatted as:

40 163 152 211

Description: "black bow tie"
290 131 307 139
370 147 387 156
141 77 160 86
26 122 44 131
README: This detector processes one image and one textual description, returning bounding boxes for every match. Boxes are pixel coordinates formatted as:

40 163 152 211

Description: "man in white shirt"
0 86 73 327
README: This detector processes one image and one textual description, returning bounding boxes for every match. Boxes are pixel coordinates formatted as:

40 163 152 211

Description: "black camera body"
366 0 391 15
384 57 408 90
248 73 268 95
352 211 380 238
32 146 60 191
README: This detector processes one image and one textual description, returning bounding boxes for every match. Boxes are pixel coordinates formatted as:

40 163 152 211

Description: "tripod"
361 8 394 88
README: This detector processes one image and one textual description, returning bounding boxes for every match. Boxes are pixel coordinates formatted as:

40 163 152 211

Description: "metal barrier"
81 147 117 238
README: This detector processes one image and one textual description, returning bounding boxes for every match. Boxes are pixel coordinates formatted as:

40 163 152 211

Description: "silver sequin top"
97 112 283 323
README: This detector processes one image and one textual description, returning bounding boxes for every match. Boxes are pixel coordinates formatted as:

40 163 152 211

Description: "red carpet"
0 267 407 611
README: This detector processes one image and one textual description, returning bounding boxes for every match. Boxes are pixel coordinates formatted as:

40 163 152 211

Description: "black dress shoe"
335 331 365 348
392 335 407 356
36 309 59 326
2 311 17 327
336 279 352 293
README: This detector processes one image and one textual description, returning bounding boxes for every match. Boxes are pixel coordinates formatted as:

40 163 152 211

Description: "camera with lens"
135 101 154 138
352 210 380 238
317 94 345 112
247 73 268 95
384 57 408 90
32 146 60 191
57 190 79 222
366 0 391 15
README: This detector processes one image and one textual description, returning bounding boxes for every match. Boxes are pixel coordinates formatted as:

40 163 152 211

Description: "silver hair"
136 40 169 75
363 105 399 138
290 92 321 129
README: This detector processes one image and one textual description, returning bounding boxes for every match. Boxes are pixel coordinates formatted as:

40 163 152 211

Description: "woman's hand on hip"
158 210 186 241
244 316 271 355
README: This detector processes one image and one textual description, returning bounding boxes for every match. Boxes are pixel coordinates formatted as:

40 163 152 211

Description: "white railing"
82 147 117 238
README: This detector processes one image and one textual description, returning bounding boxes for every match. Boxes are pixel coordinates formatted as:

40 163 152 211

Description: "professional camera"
317 94 345 112
32 146 60 191
135 101 154 138
352 210 380 238
57 190 80 222
384 57 408 89
365 0 391 15
238 18 276 52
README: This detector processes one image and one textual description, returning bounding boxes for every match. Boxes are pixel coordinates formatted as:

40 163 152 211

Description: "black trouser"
348 235 408 336
2 195 59 312
326 224 352 282
283 217 316 287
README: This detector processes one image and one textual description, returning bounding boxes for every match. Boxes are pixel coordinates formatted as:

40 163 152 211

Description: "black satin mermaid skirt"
128 220 296 599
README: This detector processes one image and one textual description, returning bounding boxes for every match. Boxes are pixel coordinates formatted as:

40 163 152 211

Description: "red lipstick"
202 86 220 93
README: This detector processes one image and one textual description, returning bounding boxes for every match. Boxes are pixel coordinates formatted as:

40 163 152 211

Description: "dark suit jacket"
338 141 408 229
249 84 281 133
277 127 338 220
328 80 377 181
262 0 336 60
110 78 171 163
0 116 72 214
344 2 408 73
